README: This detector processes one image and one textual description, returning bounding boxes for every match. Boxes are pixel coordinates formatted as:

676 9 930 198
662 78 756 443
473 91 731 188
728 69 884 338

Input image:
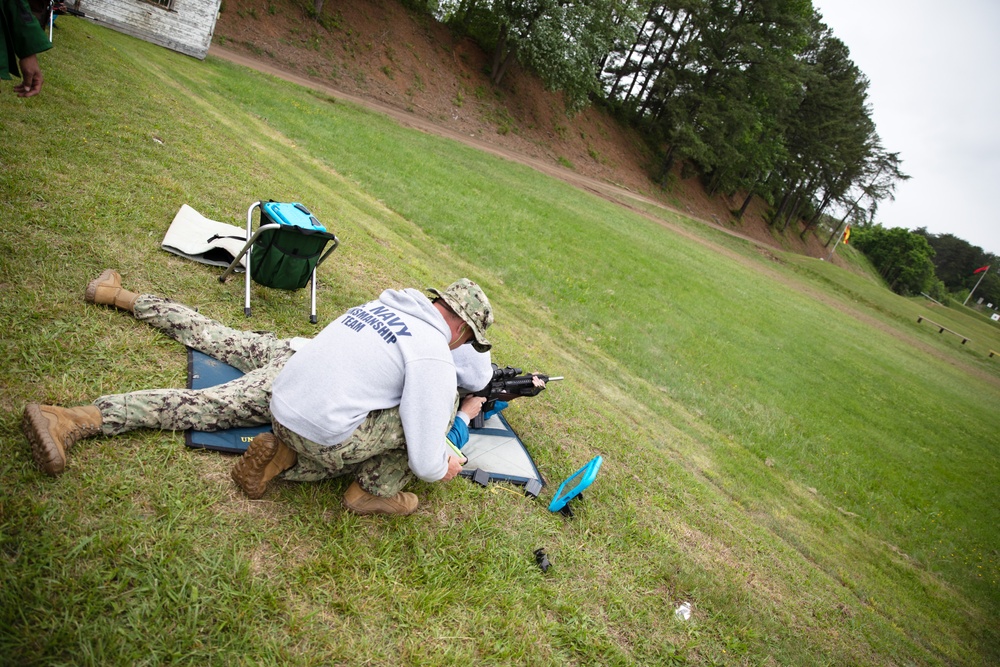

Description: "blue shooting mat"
186 349 546 497
185 349 269 453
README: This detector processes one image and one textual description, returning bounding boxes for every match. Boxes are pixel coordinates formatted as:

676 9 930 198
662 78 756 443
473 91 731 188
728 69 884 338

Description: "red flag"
974 265 990 274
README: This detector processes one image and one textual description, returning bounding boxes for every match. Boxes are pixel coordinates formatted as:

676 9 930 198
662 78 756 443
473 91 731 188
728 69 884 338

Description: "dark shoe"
22 404 102 476
343 480 418 516
85 269 139 312
231 432 297 499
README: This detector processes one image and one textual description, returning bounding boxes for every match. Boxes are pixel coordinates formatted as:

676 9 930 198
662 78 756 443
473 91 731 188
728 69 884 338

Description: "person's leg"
22 404 102 476
132 296 288 373
24 351 291 476
256 411 419 515
342 451 417 516
231 432 298 500
96 357 290 435
275 410 413 491
27 269 296 477
86 269 139 311
87 269 288 373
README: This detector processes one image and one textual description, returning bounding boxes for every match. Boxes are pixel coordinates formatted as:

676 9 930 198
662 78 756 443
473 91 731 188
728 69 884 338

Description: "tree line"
431 0 908 238
405 1 994 310
847 226 998 307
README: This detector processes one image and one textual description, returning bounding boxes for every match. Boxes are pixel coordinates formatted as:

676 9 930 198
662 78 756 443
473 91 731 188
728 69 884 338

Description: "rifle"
468 364 563 429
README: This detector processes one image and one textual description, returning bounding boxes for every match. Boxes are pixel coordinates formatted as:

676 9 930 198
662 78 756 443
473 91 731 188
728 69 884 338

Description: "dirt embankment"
211 0 840 264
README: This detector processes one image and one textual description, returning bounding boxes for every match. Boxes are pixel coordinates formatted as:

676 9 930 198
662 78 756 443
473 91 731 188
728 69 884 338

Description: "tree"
438 0 634 110
603 1 673 102
852 225 937 296
820 140 908 245
617 0 812 190
434 0 905 239
978 272 1000 309
915 230 986 287
770 21 876 233
915 229 1000 306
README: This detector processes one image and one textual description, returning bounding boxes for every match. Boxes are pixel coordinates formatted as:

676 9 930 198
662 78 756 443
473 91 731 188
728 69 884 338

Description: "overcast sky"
812 0 1000 257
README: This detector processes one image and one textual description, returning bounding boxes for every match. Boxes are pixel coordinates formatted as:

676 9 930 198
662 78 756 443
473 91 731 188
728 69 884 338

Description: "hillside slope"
212 0 837 262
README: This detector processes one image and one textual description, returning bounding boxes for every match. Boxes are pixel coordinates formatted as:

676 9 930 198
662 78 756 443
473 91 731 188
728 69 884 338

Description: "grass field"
2 19 998 666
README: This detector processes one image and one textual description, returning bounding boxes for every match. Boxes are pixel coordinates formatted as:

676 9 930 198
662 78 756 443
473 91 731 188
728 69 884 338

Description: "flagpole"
825 224 848 261
963 266 990 306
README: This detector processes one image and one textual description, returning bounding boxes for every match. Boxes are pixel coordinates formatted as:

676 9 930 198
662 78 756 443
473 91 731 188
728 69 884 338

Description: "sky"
812 0 1000 257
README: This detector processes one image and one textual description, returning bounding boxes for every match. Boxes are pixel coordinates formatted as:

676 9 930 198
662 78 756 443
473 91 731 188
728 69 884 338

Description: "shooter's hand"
458 395 486 421
442 454 465 481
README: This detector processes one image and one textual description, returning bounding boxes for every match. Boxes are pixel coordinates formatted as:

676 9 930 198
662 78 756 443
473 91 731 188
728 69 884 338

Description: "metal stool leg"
244 202 258 317
310 269 318 324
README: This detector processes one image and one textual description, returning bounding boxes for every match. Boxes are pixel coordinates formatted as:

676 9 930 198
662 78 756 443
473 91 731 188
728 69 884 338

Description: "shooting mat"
460 412 544 497
185 349 270 453
186 350 545 496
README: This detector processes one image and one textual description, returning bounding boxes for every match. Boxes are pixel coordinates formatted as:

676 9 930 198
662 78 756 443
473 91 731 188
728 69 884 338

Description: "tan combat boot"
85 269 139 312
231 432 298 499
343 480 419 516
22 404 103 476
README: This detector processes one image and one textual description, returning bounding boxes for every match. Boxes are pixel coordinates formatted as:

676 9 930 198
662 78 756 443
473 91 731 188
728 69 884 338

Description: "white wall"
78 0 221 59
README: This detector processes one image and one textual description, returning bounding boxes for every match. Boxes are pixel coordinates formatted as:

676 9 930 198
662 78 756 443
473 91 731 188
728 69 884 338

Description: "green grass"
2 19 998 666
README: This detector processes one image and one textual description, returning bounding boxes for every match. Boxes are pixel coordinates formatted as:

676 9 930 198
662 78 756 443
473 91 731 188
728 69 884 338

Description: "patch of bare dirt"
212 0 839 264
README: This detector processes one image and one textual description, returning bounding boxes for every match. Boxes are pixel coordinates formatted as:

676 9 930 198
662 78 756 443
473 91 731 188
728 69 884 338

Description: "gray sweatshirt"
270 288 458 483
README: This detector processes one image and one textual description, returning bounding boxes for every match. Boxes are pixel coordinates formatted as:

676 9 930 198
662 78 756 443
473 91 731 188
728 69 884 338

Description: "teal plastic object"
548 455 602 514
261 202 327 233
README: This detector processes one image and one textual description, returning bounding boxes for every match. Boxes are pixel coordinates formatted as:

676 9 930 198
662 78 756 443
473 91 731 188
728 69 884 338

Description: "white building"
75 0 221 59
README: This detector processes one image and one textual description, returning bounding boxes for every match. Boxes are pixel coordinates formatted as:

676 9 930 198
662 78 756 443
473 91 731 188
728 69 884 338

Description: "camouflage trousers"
275 393 459 497
94 295 294 435
274 410 415 498
93 295 444 498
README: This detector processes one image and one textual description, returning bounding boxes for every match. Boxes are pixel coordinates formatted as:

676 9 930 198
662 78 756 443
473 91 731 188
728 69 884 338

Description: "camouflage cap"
428 278 493 352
